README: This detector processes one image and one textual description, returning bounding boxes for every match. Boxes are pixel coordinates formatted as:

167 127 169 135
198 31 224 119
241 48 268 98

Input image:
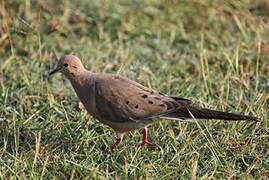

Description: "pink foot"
110 137 122 151
140 127 158 148
104 133 123 153
141 140 155 147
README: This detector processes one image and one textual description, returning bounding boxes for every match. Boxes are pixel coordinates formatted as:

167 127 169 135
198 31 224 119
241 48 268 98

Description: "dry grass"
0 0 268 179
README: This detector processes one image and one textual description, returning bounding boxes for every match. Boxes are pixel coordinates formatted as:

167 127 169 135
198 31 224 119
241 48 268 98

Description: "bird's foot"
140 127 160 149
140 140 161 150
103 133 123 153
103 140 120 154
140 140 155 147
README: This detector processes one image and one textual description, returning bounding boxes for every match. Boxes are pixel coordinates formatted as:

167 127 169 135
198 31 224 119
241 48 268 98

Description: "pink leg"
141 127 155 147
105 133 123 153
110 137 122 151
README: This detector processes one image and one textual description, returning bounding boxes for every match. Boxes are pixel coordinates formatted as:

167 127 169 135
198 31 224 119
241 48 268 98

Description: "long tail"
161 106 258 122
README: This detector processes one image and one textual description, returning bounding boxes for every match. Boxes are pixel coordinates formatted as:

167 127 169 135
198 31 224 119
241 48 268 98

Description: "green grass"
0 0 268 179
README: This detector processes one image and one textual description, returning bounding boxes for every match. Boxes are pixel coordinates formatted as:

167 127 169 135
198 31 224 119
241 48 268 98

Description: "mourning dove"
49 55 258 151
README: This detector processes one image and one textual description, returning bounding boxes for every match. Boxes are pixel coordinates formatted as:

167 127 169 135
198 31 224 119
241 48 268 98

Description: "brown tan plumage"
49 55 258 151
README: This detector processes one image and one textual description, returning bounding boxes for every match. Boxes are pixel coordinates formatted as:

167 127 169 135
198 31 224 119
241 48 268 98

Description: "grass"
0 0 268 179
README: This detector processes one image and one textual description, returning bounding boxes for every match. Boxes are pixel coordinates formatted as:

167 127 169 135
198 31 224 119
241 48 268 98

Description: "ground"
0 0 268 179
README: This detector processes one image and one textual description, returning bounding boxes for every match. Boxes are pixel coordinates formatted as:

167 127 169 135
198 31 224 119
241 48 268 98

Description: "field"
0 0 268 179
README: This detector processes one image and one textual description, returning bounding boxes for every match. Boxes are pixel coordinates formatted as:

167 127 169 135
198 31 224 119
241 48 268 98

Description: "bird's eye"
64 63 69 67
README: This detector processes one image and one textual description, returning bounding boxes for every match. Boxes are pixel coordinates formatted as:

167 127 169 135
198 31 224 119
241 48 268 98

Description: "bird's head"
49 55 85 79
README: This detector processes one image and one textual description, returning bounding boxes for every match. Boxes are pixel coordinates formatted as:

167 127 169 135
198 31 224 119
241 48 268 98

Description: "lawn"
0 0 268 179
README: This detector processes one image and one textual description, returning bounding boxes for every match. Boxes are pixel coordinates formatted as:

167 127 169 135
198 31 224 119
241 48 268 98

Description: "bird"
49 55 258 152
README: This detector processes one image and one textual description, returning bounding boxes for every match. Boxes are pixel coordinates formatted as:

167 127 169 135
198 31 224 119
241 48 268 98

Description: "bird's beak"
49 67 61 76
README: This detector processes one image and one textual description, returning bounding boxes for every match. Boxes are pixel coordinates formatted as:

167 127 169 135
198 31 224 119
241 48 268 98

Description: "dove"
49 55 258 151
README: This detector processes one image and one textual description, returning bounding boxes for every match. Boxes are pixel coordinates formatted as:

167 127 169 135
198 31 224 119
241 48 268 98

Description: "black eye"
64 63 69 67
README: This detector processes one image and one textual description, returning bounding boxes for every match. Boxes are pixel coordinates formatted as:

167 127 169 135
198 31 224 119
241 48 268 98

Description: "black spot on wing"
141 94 148 98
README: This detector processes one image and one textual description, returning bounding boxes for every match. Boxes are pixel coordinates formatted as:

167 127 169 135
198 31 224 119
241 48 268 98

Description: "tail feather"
163 106 257 122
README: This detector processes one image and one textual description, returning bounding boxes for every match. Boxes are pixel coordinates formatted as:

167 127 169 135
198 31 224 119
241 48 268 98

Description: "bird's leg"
109 133 123 152
141 127 155 147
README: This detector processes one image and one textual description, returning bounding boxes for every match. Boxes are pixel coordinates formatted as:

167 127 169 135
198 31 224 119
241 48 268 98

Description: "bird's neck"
67 69 89 86
69 71 97 115
68 72 94 95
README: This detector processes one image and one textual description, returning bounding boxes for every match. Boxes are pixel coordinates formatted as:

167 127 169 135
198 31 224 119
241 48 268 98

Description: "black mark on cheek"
126 101 129 105
70 72 75 76
135 104 139 109
148 101 153 104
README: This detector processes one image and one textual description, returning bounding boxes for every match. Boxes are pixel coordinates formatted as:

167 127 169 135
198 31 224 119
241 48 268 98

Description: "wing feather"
94 74 184 123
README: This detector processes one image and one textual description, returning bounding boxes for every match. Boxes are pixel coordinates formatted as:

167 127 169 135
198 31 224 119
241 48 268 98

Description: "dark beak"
49 68 61 76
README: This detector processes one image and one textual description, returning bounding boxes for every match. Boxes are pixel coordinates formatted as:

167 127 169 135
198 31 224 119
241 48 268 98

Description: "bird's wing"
94 74 192 123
